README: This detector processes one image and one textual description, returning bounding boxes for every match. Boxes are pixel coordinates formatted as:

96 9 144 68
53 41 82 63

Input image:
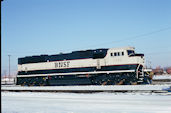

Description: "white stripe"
17 70 135 77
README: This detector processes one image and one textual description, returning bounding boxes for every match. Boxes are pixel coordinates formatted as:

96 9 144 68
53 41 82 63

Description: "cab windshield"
127 50 135 56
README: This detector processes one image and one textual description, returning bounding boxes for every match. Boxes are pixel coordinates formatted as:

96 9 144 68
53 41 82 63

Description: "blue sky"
1 0 171 76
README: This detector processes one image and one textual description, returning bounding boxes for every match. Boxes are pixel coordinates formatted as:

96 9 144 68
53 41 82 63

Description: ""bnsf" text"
55 61 70 68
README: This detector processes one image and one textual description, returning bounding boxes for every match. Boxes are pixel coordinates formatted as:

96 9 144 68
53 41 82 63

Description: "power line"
3 27 171 55
75 26 171 50
146 51 171 55
45 26 171 53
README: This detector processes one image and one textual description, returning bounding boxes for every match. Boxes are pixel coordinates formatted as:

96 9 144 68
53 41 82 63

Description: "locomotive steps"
2 85 171 93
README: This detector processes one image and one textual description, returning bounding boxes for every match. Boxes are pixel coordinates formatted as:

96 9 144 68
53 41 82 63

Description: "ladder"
136 64 144 83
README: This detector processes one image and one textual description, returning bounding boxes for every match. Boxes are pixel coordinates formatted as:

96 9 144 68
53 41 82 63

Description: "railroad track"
2 85 171 93
1 89 169 93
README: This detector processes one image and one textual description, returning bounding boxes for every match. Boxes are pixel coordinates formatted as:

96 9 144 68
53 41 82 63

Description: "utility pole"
3 70 7 84
8 55 11 82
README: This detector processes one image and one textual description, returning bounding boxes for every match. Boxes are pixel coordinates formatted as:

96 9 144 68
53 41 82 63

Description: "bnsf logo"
55 61 70 68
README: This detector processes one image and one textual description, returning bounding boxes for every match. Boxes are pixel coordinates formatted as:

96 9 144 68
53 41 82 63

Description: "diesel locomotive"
16 47 152 86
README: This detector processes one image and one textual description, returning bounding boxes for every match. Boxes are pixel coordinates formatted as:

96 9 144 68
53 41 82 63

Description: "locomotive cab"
105 47 145 67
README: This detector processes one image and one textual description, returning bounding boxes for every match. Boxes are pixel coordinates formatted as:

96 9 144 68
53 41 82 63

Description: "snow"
1 77 15 85
153 75 171 80
2 85 171 91
1 77 15 82
2 92 171 113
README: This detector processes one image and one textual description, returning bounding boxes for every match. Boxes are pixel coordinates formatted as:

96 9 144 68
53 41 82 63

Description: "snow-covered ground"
153 75 171 80
2 92 171 113
1 77 15 85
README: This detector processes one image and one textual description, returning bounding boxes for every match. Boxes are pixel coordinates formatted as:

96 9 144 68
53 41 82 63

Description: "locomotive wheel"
39 84 44 86
21 83 25 86
131 82 137 85
117 79 125 85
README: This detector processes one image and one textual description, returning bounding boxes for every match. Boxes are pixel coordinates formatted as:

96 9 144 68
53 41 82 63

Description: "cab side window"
111 53 113 56
111 51 124 57
122 52 124 56
114 53 117 56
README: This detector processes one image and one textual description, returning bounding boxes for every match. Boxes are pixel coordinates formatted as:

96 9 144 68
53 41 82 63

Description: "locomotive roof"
18 47 135 64
18 48 109 64
19 47 134 58
109 46 135 50
20 48 108 58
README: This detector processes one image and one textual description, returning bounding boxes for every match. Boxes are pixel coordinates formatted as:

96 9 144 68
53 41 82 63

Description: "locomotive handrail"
17 70 136 77
136 64 141 79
